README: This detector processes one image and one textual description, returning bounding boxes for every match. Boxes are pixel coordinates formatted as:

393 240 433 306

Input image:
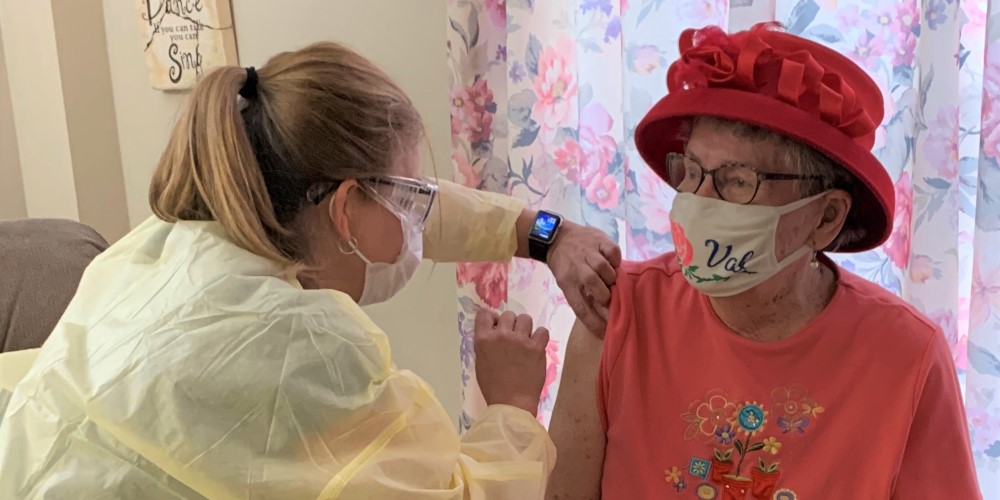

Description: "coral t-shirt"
597 253 980 499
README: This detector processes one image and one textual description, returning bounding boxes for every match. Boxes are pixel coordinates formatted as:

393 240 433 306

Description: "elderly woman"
546 24 980 499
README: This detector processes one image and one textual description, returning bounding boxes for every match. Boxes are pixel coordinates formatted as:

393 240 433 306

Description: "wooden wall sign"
137 0 239 90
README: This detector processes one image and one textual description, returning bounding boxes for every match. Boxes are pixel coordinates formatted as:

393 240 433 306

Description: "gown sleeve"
423 180 526 263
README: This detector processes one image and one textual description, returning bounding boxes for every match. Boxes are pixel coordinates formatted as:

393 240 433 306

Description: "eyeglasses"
665 153 820 204
308 175 439 228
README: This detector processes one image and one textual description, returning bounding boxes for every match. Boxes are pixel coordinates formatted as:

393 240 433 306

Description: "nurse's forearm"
422 180 524 263
423 180 584 263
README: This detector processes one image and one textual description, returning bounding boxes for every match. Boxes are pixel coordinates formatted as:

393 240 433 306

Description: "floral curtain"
447 0 1000 493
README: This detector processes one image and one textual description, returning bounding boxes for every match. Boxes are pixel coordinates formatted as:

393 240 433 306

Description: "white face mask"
668 192 825 297
353 216 422 305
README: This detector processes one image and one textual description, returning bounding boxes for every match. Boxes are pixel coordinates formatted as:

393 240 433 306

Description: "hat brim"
634 87 894 253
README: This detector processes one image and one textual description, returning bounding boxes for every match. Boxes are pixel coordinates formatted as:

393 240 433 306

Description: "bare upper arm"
545 320 606 500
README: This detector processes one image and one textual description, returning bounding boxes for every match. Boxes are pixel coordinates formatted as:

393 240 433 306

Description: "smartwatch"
528 210 564 263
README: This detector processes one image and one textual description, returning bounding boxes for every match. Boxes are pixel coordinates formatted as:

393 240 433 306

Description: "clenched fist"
474 310 550 416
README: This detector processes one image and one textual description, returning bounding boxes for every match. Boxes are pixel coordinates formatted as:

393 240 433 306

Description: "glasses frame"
307 175 439 226
666 153 821 204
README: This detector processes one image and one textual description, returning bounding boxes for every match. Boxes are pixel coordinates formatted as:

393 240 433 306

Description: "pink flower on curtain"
628 44 664 75
638 169 673 234
923 106 960 179
836 5 863 31
894 0 920 35
957 296 969 369
858 0 905 40
850 31 887 71
554 140 587 185
484 0 506 29
971 257 1000 330
580 103 618 180
968 407 1000 452
450 78 496 145
883 172 913 270
676 0 727 28
962 0 986 42
452 149 479 188
626 231 661 260
892 31 917 67
554 140 584 172
456 263 508 309
509 258 536 292
533 36 579 133
586 174 621 210
981 43 1000 160
908 254 939 284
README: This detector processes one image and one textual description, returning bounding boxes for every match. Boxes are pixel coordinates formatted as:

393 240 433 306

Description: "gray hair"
688 116 867 252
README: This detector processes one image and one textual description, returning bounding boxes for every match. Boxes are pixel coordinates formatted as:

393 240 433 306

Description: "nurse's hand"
474 309 549 417
548 222 621 337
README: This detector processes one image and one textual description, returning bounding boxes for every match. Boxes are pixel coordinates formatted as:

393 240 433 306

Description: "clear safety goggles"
308 176 439 228
359 176 438 228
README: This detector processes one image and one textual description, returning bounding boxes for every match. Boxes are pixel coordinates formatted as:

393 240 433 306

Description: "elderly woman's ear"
811 190 852 250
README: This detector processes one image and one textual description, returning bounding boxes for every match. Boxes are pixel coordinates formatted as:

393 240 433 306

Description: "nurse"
0 42 618 499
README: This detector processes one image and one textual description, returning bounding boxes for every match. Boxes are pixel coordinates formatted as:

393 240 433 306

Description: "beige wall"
51 0 130 241
0 0 129 240
0 0 78 221
102 0 185 225
0 20 26 221
102 0 461 417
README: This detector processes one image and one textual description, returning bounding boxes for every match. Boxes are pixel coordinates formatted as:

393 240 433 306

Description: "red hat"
634 22 894 253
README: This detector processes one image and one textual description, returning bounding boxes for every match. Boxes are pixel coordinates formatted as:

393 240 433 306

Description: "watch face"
531 212 560 241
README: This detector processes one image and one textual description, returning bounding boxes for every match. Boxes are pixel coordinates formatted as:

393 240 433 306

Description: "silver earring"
338 237 359 256
810 252 820 269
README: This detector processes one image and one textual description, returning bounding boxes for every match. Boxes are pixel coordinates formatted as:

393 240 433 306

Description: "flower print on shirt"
681 389 738 441
762 437 781 455
672 386 825 498
715 423 736 445
771 385 824 434
665 466 683 484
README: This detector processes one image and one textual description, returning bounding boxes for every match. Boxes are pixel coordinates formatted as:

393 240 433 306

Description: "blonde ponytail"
149 42 422 268
150 66 294 265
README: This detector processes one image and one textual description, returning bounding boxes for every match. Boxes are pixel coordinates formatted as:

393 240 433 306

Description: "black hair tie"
239 67 258 99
